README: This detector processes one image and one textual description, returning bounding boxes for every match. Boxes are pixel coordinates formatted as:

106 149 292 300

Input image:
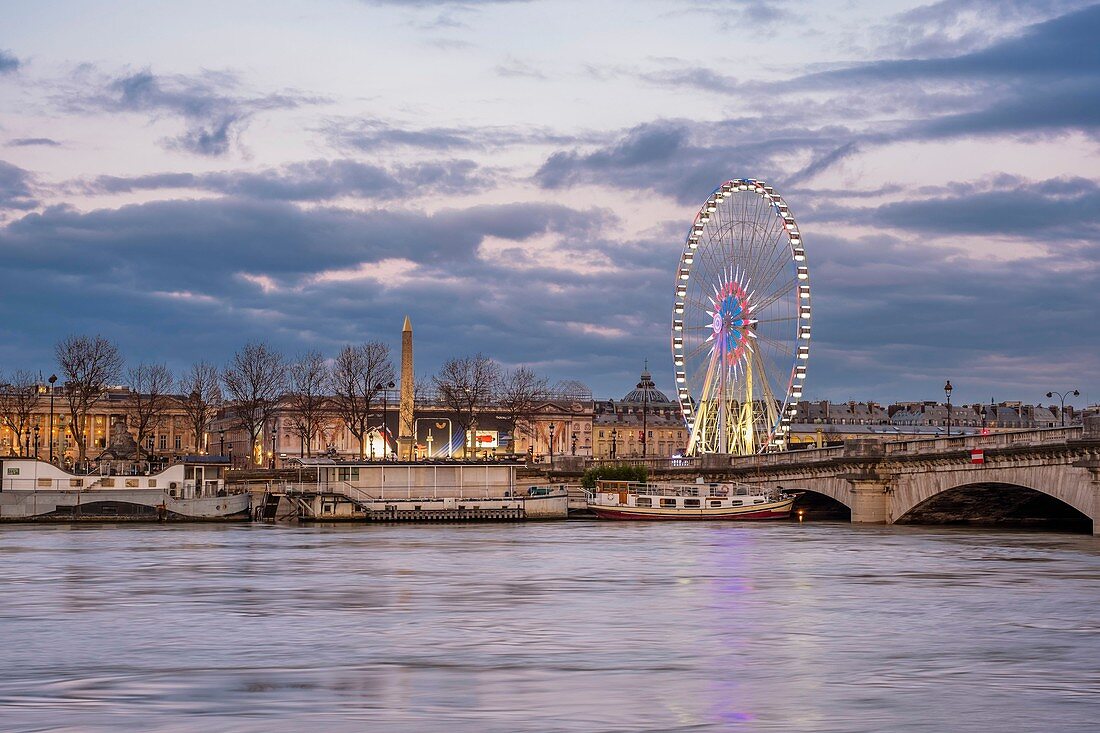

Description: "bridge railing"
727 445 846 469
884 426 1083 456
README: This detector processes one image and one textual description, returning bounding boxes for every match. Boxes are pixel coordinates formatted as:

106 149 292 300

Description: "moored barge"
588 479 797 520
0 457 250 522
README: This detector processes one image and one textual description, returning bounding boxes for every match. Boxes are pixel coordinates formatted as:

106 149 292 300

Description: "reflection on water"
1 522 1098 732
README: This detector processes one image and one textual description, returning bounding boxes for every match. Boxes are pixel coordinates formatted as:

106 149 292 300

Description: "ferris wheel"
671 179 810 455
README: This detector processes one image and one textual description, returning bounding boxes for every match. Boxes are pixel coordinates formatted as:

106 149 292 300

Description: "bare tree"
0 370 43 456
177 361 223 453
55 335 124 462
433 353 501 457
125 362 175 464
222 342 288 466
498 366 550 451
330 342 394 459
286 351 330 457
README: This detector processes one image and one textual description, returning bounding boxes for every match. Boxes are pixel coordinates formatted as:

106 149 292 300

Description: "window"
660 498 676 508
709 500 722 508
159 435 167 451
684 499 700 508
731 499 742 506
598 430 604 438
174 435 182 450
148 480 156 488
636 497 652 507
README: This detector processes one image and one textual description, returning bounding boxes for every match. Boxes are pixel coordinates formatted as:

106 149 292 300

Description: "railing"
727 445 846 469
579 457 700 470
283 480 526 502
884 426 1083 456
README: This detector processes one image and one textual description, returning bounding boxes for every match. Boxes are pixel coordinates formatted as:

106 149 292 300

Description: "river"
1 521 1097 732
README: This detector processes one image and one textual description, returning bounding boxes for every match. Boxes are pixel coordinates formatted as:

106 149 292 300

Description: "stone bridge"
550 417 1100 533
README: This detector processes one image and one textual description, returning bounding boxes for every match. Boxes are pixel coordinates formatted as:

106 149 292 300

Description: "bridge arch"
790 488 851 520
892 469 1094 532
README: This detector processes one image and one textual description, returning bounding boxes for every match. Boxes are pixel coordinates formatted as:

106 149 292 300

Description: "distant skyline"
1 0 1097 407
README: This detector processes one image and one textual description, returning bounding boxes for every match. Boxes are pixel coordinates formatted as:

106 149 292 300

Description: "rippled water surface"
1 521 1098 732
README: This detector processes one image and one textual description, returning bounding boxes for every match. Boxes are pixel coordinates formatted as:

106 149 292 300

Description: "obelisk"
398 316 415 460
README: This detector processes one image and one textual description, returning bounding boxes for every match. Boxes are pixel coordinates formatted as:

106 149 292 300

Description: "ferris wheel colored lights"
671 178 811 455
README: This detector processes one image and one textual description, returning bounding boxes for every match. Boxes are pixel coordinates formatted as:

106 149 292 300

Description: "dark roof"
621 369 672 404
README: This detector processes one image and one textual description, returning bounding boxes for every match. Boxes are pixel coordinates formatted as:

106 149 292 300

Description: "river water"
1 521 1098 732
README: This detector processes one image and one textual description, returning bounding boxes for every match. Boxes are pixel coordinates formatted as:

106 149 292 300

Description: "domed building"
593 367 689 459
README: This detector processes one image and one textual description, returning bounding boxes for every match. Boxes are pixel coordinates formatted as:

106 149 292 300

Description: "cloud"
874 0 1093 57
325 116 580 153
866 176 1100 238
0 195 673 395
79 69 321 156
535 118 857 203
0 49 18 74
0 161 37 210
495 56 547 80
7 137 61 147
84 158 495 201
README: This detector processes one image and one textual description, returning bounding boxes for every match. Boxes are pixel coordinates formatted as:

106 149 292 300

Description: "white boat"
588 480 798 520
0 457 250 522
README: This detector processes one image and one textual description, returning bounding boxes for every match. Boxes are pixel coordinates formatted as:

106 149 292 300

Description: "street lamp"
571 431 577 456
24 426 30 458
944 380 953 437
33 424 40 460
1045 389 1080 427
376 380 395 460
636 367 650 457
48 374 57 463
610 428 618 459
220 430 225 457
548 422 555 465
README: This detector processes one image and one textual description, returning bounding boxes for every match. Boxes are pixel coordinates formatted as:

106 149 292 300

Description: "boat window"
731 500 742 506
709 501 722 508
126 479 139 488
754 499 764 504
636 497 652 507
660 498 676 508
684 499 700 508
148 480 156 488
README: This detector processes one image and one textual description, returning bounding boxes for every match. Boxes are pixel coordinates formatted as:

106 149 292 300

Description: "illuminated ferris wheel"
671 179 810 455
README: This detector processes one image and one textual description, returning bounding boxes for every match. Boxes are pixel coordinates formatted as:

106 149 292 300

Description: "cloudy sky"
1 0 1097 407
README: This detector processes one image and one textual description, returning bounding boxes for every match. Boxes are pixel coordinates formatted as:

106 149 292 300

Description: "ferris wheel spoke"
753 332 796 357
751 278 797 314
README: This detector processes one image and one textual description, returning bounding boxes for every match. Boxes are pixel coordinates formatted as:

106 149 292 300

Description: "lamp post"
33 424 40 460
377 380 395 460
48 374 57 463
571 431 577 456
548 422 555 465
636 368 649 457
1045 389 1080 427
220 430 225 457
270 426 277 469
610 428 618 460
944 380 953 437
24 426 30 458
